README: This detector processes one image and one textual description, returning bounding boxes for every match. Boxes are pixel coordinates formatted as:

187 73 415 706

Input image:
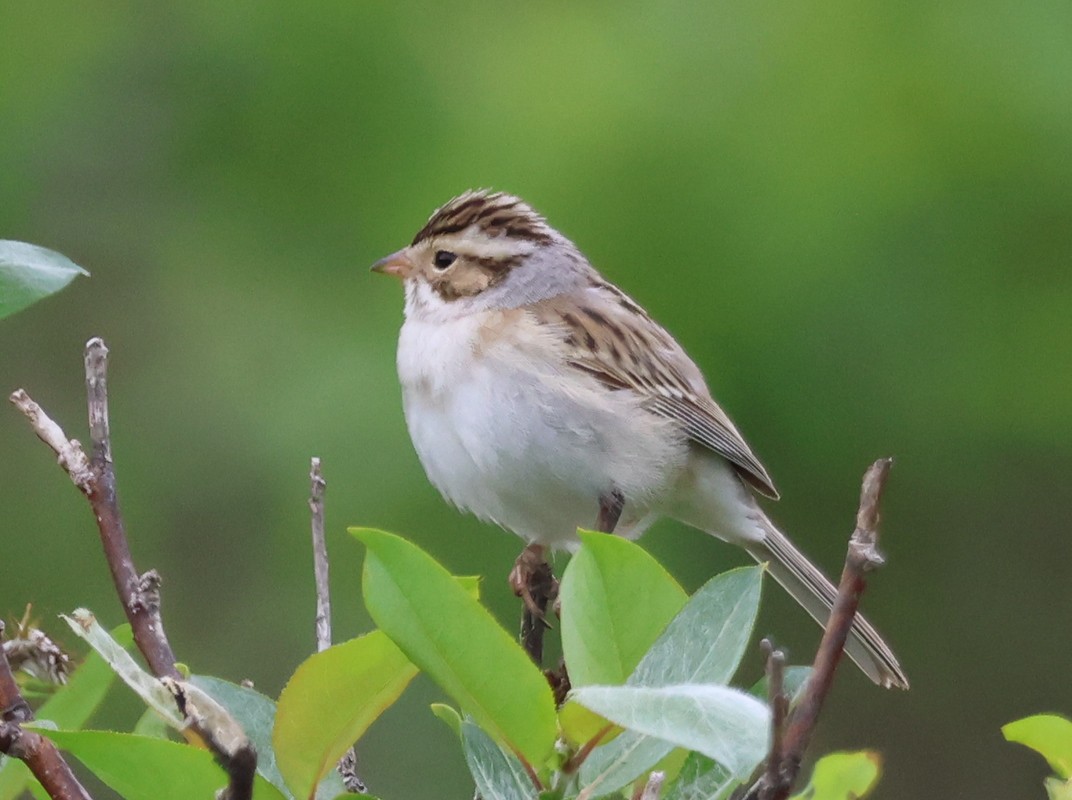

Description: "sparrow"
372 190 907 689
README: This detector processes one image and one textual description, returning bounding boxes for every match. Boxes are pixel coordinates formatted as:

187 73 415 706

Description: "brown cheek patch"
432 258 515 301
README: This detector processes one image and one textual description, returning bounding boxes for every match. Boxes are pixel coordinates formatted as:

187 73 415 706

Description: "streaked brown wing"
535 285 779 499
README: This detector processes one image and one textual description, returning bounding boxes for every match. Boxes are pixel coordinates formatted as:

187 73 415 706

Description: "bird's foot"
509 543 558 623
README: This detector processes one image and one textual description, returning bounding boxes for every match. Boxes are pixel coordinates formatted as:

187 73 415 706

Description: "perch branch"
513 544 556 666
743 457 894 800
10 338 256 800
0 622 93 800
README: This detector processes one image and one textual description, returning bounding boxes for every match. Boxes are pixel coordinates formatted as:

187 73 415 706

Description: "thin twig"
633 771 665 800
742 458 894 800
0 622 93 800
309 458 331 653
10 338 257 800
8 390 92 492
307 458 366 792
82 339 180 679
760 639 788 792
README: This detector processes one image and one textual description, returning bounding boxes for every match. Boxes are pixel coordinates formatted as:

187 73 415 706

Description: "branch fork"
742 457 895 800
10 337 256 800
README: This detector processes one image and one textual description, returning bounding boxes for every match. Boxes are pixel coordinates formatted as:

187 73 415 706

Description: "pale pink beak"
370 248 413 279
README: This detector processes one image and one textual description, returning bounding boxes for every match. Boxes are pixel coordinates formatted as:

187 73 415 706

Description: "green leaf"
630 566 762 687
577 731 677 799
192 675 330 799
571 684 770 777
578 566 763 794
462 721 539 800
273 631 417 800
455 575 482 601
789 751 881 800
0 625 133 800
0 240 88 319
43 729 285 800
1004 715 1072 779
132 707 172 740
352 528 556 765
560 531 687 688
662 752 736 800
431 703 464 738
37 625 132 726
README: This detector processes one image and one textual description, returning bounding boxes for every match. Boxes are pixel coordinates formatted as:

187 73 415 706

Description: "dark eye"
433 250 457 270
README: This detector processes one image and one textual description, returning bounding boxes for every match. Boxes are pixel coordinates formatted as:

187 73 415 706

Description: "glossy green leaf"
1004 715 1072 779
274 631 417 800
455 575 482 601
560 531 687 688
44 729 285 800
662 752 736 800
352 528 556 765
0 626 133 800
571 684 769 777
462 721 539 800
789 751 881 800
0 240 88 319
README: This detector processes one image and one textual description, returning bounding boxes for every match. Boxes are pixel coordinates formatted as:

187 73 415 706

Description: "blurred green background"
2 2 1070 798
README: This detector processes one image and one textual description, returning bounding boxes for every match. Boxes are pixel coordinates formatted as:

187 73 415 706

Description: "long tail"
746 520 909 689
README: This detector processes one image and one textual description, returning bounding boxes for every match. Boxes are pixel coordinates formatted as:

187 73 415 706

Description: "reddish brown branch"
744 458 894 800
0 622 93 800
760 639 788 792
10 338 255 800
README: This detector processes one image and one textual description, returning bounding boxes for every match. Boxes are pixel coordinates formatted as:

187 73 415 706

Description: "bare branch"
11 338 256 800
743 458 894 800
307 458 366 792
8 389 93 491
760 639 788 793
82 338 180 680
0 622 93 800
309 457 331 653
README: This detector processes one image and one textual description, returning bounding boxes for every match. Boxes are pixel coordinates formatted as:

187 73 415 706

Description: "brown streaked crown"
411 190 555 247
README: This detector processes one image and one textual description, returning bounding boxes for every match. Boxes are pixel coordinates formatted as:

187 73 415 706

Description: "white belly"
397 309 687 547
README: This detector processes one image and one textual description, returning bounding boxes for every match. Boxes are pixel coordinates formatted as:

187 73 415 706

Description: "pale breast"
396 308 689 546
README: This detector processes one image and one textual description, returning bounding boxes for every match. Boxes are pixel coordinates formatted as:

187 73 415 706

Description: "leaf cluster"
0 530 880 800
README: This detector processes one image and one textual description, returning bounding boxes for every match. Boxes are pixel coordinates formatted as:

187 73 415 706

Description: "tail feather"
747 522 909 690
